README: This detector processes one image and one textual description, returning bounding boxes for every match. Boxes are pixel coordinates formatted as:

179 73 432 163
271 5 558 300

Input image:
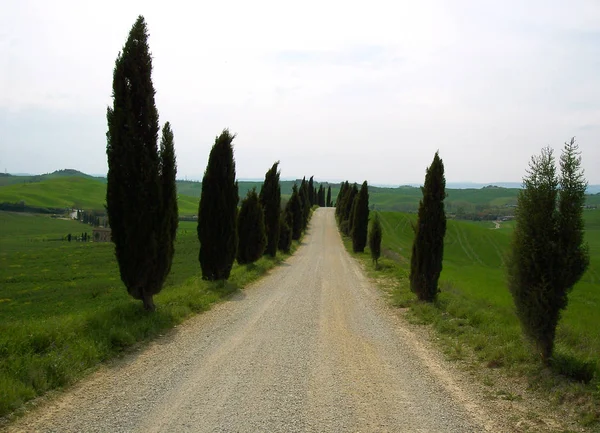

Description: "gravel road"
8 208 495 432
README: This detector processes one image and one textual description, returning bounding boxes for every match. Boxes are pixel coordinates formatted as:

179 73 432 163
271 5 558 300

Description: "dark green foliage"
410 152 447 302
157 121 179 282
342 184 358 235
197 130 239 280
352 181 369 252
327 186 332 207
369 212 382 268
237 189 267 264
278 210 293 253
299 177 310 230
308 176 315 206
287 184 303 240
507 140 589 363
348 195 358 235
259 162 281 257
106 16 178 311
317 184 325 207
335 181 348 220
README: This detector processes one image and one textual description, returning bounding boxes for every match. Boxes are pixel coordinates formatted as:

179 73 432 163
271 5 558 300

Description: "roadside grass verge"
0 213 299 420
340 210 600 428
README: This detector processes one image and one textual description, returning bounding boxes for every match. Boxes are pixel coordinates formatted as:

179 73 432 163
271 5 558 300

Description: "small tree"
278 210 293 253
410 152 447 302
369 213 382 268
326 186 332 207
352 181 369 252
197 130 238 280
507 139 589 363
259 162 281 257
237 189 267 264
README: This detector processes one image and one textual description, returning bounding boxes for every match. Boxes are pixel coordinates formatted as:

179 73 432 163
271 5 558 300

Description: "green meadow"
348 209 600 425
0 212 294 418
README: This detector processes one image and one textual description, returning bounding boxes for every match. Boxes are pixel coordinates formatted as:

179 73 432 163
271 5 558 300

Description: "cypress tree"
507 140 589 363
278 210 293 253
326 185 332 207
300 177 310 230
237 188 267 264
409 152 447 302
352 181 369 252
308 176 315 206
156 121 178 283
106 16 178 311
335 182 347 220
369 212 382 268
198 130 239 280
259 162 281 257
342 183 358 235
287 184 303 240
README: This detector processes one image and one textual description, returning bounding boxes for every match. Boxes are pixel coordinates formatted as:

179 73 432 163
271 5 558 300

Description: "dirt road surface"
8 208 497 432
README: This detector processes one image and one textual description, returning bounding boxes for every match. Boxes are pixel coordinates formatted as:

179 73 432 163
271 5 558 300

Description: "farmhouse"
92 227 111 242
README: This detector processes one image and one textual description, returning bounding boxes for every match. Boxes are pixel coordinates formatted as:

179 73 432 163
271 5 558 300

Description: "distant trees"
237 189 267 264
369 213 382 268
352 181 369 252
259 162 281 257
410 152 447 302
106 16 178 311
317 184 325 207
308 176 315 207
326 186 332 207
197 130 238 281
507 139 589 363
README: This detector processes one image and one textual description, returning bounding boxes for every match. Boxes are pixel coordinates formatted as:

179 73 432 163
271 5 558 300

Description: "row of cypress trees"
105 16 317 309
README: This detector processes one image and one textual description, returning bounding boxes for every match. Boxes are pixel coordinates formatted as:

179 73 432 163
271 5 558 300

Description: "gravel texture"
7 208 496 432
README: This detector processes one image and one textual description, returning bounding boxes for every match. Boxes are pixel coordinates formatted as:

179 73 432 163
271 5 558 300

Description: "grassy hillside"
0 177 199 215
2 174 598 217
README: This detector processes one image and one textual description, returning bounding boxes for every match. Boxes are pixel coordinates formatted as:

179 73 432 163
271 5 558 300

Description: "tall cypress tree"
300 177 310 230
259 162 281 257
287 184 303 240
198 130 238 280
106 16 177 311
410 152 447 302
335 182 348 220
308 176 315 206
352 181 369 252
507 140 589 362
237 189 267 264
157 121 178 284
326 185 332 207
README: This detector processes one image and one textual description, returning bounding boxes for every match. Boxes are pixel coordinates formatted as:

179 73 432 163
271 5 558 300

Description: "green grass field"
0 212 295 418
348 209 600 425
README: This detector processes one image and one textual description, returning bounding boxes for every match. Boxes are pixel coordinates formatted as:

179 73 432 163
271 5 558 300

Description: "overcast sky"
1 0 599 185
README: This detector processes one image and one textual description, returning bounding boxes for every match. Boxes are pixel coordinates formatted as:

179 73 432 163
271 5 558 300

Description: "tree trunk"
142 292 156 312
